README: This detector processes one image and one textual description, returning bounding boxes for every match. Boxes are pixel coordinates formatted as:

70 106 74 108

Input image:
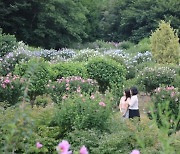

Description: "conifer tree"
150 21 180 64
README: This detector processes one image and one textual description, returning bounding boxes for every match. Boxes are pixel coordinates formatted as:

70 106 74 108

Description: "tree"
150 20 180 64
0 0 88 49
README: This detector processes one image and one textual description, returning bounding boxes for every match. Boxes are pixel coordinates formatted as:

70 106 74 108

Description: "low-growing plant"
35 95 51 108
151 86 180 130
53 92 113 134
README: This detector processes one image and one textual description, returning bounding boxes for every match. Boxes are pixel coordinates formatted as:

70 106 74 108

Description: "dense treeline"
0 0 179 48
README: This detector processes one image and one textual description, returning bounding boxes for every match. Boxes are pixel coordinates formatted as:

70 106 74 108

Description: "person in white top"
119 89 131 118
129 87 140 119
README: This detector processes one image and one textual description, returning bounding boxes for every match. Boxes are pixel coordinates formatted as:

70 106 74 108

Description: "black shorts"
129 109 140 119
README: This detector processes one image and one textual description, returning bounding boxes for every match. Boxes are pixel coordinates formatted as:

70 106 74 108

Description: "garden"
0 0 180 154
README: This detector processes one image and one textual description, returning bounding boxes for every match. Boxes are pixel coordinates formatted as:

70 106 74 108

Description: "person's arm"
119 98 123 112
122 99 130 116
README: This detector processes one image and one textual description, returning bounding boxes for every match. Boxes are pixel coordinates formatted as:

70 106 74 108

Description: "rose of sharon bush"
151 86 180 130
0 73 24 105
53 92 113 133
137 66 176 93
48 76 98 104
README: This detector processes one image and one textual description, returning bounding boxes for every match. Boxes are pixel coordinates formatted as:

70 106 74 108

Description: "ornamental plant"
151 86 180 130
53 92 113 133
86 57 126 93
51 62 88 80
14 58 51 107
137 66 176 93
48 76 98 104
0 73 24 105
0 29 18 58
150 20 180 64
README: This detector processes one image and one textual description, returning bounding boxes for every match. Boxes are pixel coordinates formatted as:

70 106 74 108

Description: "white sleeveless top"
129 95 139 110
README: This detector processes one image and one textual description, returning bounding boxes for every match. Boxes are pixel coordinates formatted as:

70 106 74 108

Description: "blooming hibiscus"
99 101 106 107
56 140 72 154
130 149 140 154
36 142 43 149
80 145 88 154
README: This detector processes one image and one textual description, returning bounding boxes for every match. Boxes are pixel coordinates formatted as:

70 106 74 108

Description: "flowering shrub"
137 66 176 92
72 49 102 62
86 57 126 93
0 29 18 57
48 76 98 104
15 58 51 107
0 73 24 105
51 62 88 80
53 92 113 133
151 86 180 130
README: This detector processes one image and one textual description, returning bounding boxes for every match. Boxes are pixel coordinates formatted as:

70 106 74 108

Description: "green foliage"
120 41 135 50
0 74 24 105
66 129 101 153
48 76 98 104
0 106 34 153
0 0 88 49
151 86 180 130
53 92 113 134
100 0 180 43
51 62 88 80
150 21 180 64
92 115 160 154
14 58 51 106
0 29 17 57
86 57 126 93
137 66 177 93
35 95 51 108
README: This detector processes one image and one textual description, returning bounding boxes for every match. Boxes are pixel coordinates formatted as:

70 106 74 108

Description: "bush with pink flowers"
53 92 113 133
0 73 24 105
151 86 180 130
48 76 98 104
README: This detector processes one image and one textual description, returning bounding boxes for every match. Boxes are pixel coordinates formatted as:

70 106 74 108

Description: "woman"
119 89 131 118
129 87 140 119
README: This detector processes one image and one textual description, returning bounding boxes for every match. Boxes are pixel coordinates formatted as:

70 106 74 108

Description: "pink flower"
130 149 140 154
66 87 70 90
171 92 175 97
36 142 43 149
80 145 88 154
62 95 67 100
166 86 174 90
90 95 95 99
56 140 72 154
66 79 70 83
4 79 10 84
99 102 106 107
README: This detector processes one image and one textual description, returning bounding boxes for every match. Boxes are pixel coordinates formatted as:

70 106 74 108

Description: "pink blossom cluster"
154 86 179 101
56 76 97 85
36 140 88 154
0 73 20 89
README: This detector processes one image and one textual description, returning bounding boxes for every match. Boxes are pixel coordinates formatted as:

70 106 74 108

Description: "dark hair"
124 89 131 101
130 87 138 95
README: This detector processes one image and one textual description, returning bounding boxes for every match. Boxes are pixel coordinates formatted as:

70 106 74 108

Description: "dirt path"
138 93 151 116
